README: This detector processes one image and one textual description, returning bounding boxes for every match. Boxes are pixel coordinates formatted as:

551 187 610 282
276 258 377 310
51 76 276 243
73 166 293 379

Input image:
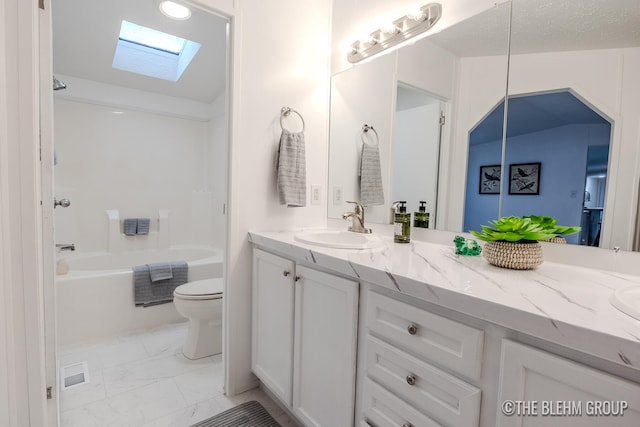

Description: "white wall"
225 0 331 394
328 54 396 223
54 98 221 252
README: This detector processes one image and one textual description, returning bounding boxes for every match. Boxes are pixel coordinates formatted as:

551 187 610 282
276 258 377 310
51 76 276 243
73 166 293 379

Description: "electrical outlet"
311 185 321 205
333 186 343 205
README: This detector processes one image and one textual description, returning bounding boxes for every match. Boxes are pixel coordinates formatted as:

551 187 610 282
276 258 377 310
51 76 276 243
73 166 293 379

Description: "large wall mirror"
328 3 511 226
329 0 640 251
505 0 640 250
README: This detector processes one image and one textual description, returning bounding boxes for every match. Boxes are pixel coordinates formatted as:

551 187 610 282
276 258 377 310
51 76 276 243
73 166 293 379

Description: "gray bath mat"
190 400 281 427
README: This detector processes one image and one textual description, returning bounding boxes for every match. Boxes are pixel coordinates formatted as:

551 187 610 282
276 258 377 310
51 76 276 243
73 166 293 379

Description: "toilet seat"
174 278 223 300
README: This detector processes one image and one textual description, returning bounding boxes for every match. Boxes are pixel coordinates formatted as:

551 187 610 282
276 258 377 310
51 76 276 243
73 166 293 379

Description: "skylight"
119 21 185 55
112 20 201 82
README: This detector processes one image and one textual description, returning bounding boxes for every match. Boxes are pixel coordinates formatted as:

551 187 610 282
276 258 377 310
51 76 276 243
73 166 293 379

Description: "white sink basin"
294 230 382 249
610 286 640 321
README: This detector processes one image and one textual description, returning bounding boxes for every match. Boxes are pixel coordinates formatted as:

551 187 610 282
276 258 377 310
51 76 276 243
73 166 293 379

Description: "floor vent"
60 361 90 390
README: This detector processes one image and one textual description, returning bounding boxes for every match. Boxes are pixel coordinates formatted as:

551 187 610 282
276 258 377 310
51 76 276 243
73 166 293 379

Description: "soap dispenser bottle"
393 201 411 243
414 201 430 228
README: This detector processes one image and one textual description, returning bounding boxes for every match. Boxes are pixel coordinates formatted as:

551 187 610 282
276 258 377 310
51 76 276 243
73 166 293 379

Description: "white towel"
276 129 307 207
359 142 384 206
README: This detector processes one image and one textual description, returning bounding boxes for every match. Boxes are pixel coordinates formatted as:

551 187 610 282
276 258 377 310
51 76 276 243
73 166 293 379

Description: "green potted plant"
523 215 581 244
470 216 556 269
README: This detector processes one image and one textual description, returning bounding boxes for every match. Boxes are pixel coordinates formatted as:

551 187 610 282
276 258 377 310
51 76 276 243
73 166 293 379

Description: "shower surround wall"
54 96 225 252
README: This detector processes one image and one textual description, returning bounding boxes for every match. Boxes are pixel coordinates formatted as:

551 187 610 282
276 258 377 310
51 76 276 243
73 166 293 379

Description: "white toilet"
173 278 224 360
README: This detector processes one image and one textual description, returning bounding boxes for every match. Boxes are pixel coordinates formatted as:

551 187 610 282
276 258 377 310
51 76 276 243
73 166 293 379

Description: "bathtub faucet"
56 243 75 251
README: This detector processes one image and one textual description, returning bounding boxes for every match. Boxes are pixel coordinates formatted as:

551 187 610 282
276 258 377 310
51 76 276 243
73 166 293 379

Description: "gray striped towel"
146 262 173 282
137 218 150 235
359 142 384 206
123 218 138 236
276 129 306 207
133 261 188 307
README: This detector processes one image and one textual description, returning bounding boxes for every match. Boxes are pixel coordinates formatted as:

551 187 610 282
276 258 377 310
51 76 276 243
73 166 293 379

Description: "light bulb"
380 22 399 35
406 3 425 21
158 1 191 20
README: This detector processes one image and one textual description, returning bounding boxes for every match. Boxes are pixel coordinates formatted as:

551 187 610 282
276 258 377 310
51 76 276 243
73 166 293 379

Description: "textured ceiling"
435 0 635 147
429 0 640 57
52 0 228 103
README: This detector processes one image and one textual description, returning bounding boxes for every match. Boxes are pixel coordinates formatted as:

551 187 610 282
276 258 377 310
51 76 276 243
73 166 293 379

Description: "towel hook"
280 107 305 132
361 124 379 146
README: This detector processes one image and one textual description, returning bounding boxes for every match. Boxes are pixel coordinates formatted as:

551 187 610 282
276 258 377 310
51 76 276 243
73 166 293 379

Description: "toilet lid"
174 278 223 299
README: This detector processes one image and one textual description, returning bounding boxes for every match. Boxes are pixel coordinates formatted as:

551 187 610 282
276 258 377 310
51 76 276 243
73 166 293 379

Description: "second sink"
610 286 640 321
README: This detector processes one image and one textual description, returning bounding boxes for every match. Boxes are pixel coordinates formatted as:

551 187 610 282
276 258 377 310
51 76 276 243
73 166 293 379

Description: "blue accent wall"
464 140 502 233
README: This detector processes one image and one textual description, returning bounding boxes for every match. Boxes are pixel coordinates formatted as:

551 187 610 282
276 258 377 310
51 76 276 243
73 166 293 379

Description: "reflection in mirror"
504 0 640 249
328 3 511 229
465 91 612 247
393 85 444 225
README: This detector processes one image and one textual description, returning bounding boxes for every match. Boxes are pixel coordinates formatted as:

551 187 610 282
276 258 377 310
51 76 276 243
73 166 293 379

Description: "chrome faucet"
56 243 75 252
342 201 372 234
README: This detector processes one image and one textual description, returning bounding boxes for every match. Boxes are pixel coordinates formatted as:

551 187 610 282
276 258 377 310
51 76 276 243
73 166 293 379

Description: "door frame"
0 0 49 425
2 0 241 426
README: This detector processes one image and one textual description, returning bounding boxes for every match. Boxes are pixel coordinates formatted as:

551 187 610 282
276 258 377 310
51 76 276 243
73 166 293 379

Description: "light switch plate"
333 186 343 205
311 185 321 205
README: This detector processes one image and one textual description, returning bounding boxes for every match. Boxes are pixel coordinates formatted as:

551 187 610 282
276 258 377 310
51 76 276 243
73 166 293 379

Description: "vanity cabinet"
359 288 484 427
251 248 359 427
496 340 640 426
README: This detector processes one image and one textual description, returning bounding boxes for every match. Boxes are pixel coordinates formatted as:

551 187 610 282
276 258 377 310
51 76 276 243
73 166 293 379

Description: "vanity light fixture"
347 2 441 64
157 0 192 20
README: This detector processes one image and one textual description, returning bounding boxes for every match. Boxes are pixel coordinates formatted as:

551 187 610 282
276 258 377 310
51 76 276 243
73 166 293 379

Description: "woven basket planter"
483 240 543 270
546 236 567 244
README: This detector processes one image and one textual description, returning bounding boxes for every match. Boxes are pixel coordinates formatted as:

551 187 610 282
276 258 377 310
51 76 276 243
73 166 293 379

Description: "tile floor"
58 322 296 427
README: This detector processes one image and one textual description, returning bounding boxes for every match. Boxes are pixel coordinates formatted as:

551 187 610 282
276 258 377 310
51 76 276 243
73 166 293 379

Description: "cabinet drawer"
367 291 484 380
362 378 441 427
365 335 480 427
497 340 640 426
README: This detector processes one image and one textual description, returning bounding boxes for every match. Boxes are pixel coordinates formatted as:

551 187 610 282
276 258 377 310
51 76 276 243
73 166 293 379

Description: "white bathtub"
56 247 224 347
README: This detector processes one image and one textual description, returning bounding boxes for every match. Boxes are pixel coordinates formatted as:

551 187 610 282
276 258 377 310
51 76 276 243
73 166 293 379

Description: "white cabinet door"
251 249 296 406
497 340 640 426
293 265 359 427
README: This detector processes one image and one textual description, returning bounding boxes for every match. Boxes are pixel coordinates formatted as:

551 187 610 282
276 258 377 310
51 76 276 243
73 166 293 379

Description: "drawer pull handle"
283 271 290 277
406 374 416 386
403 423 414 427
294 275 301 282
407 323 418 335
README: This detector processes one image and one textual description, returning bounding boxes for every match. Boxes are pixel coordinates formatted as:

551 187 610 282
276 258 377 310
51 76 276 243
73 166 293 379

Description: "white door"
251 249 296 405
293 266 359 427
39 0 59 424
497 340 640 426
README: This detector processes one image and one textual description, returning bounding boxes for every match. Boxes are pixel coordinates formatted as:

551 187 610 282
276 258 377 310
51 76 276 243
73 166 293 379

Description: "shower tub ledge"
55 246 223 347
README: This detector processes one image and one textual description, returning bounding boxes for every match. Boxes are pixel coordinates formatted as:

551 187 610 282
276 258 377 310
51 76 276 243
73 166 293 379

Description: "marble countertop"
248 228 640 371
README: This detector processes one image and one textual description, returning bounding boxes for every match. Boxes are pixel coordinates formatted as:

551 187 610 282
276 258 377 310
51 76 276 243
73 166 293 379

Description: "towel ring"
280 107 305 132
361 124 379 146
